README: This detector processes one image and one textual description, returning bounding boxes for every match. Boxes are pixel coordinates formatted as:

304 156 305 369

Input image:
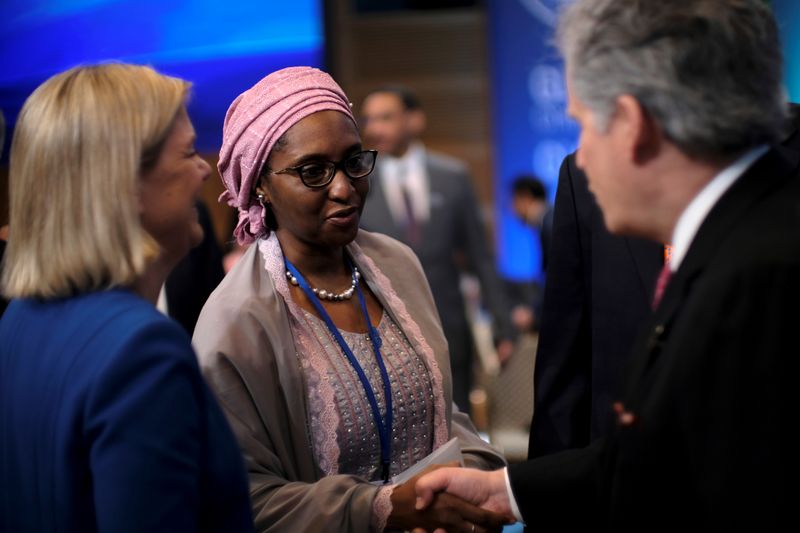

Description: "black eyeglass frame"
266 149 378 189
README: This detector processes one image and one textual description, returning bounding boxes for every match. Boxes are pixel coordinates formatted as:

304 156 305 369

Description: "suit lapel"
625 146 800 397
675 147 798 282
624 238 663 305
365 167 403 238
420 153 438 230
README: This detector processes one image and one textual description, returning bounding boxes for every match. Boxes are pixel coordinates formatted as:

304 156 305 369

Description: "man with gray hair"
413 1 799 530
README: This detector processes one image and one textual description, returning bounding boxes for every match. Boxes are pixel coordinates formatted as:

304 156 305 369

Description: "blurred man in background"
359 86 515 413
508 174 556 333
510 174 552 271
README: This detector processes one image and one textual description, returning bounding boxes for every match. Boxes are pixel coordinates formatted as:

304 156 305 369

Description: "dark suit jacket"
510 145 800 531
359 150 513 410
529 154 662 458
165 201 225 335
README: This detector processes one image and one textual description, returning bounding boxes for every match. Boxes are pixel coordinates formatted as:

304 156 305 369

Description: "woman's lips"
327 207 358 227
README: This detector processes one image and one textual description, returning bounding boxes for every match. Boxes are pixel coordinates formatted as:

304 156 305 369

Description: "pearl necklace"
286 265 361 302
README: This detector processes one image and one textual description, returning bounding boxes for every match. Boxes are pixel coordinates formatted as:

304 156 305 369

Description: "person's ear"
407 109 426 137
614 94 661 165
255 176 271 204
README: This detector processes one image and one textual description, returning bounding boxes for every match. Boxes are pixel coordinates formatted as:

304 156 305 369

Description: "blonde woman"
0 64 253 532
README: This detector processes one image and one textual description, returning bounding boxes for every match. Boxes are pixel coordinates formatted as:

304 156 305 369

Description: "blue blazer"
0 289 252 532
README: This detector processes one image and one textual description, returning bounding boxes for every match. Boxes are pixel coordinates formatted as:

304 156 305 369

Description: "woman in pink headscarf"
193 67 508 532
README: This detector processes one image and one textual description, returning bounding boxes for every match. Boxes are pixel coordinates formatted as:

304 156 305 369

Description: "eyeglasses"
267 150 378 189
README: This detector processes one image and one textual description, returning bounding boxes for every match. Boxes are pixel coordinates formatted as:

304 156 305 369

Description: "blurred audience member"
510 174 552 270
0 64 252 532
360 85 516 407
508 174 555 332
194 67 507 532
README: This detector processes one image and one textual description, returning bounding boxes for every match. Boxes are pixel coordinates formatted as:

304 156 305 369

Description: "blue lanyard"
285 258 394 482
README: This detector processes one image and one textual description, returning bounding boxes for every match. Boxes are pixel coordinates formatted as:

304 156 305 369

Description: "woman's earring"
256 192 267 206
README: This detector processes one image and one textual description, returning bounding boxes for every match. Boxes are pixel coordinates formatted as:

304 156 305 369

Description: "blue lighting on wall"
487 0 799 282
487 0 578 282
0 0 324 157
773 0 800 102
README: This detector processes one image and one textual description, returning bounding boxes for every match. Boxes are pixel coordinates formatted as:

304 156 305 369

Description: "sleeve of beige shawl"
194 295 384 532
451 402 507 471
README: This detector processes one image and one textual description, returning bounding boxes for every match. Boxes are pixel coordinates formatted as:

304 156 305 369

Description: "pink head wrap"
218 66 356 245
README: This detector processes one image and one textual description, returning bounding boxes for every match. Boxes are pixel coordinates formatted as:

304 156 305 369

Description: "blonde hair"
2 63 190 299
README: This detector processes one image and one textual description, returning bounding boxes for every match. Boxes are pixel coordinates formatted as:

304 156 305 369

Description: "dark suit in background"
528 154 662 457
165 201 225 335
360 152 514 412
510 145 800 531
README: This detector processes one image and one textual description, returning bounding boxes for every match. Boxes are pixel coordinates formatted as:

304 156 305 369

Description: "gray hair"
558 0 788 158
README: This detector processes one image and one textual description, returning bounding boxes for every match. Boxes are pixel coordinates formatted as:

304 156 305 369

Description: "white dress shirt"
378 142 430 226
669 145 768 271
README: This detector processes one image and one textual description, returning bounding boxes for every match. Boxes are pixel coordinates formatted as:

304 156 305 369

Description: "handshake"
388 465 516 533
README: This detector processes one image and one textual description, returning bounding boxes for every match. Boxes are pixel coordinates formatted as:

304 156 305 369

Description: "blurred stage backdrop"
0 0 324 155
488 0 576 283
774 0 800 102
490 0 800 283
1 0 799 279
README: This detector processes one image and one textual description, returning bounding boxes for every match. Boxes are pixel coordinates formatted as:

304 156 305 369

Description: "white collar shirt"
378 142 430 226
669 145 769 271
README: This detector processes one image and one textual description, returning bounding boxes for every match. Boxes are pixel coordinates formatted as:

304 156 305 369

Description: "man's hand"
413 467 513 517
511 304 535 333
388 465 512 533
495 339 515 366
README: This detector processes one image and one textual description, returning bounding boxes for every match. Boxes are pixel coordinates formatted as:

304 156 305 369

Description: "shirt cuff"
503 466 525 524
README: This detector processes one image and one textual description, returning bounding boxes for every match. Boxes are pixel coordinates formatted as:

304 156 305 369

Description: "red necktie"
652 244 673 309
652 263 672 309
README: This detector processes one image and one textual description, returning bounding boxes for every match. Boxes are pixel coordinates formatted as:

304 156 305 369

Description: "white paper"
390 437 464 485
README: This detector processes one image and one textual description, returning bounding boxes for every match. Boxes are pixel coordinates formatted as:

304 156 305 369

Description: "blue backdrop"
488 0 800 283
487 0 578 282
773 0 800 102
0 0 324 159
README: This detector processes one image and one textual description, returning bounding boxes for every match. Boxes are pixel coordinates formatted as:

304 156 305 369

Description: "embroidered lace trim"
258 236 341 474
348 244 449 450
370 484 395 532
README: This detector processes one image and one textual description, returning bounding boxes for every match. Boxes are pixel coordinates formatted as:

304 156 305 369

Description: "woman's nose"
327 168 354 198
